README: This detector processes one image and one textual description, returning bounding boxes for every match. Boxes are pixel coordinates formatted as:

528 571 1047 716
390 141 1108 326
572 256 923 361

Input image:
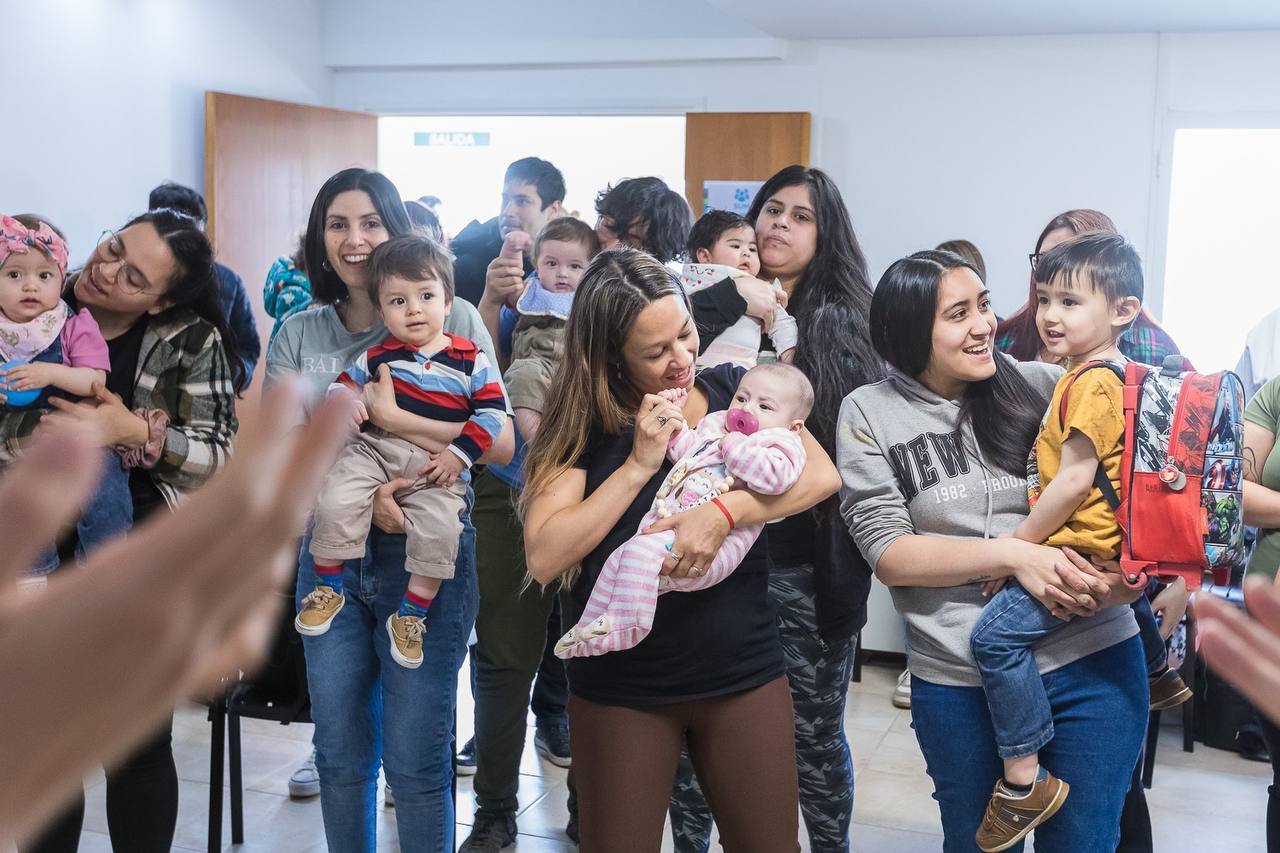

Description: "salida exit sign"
413 131 491 147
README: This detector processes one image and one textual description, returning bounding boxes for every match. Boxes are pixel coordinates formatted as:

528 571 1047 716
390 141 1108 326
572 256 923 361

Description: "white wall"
3 0 332 265
330 34 1159 314
331 30 1280 317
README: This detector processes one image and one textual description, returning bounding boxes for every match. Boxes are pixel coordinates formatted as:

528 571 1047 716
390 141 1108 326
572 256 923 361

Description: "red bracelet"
711 497 736 530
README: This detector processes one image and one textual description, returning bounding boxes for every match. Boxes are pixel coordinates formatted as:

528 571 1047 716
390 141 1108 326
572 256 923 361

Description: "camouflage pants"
669 562 856 853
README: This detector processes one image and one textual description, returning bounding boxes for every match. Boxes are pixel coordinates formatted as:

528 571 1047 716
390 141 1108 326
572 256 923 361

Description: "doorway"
377 115 686 239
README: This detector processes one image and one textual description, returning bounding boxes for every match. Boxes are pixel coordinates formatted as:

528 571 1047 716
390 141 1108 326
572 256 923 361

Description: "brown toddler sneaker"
976 768 1069 852
387 613 425 669
1149 668 1193 711
295 586 344 636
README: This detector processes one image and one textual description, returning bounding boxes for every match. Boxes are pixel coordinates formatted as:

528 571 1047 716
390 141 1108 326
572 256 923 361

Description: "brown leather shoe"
1150 668 1193 711
976 769 1069 852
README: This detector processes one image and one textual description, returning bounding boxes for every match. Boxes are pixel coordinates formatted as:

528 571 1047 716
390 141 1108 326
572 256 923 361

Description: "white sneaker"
892 670 912 709
289 750 320 799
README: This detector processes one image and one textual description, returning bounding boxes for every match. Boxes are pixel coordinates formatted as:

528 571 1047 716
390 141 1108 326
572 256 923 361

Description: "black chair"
207 591 311 851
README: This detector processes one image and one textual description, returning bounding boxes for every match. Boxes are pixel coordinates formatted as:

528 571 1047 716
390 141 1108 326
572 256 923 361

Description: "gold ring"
669 551 684 561
690 566 702 576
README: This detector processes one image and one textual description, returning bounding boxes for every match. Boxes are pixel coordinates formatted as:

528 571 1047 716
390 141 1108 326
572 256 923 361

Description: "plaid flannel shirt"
996 317 1182 369
0 309 238 508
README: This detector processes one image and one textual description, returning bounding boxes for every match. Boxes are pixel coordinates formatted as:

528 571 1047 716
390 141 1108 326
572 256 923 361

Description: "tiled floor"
70 664 1270 851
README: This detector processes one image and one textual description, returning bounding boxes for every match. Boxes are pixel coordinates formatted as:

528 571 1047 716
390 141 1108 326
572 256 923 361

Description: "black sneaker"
459 813 517 852
535 723 572 768
456 736 477 777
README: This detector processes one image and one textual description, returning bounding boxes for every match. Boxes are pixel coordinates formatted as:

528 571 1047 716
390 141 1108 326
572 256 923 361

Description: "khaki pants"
310 429 466 578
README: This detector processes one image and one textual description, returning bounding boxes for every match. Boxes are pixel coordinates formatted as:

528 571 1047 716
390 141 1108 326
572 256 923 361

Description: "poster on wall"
702 180 765 215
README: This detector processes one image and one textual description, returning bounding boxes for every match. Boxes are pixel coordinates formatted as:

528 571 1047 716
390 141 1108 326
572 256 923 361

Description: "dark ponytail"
124 208 248 394
871 250 1046 476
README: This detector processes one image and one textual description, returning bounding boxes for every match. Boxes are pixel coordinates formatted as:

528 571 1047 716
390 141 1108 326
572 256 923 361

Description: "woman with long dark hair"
265 167 512 852
839 249 1148 852
8 208 244 852
676 165 883 853
521 248 839 852
996 209 1181 366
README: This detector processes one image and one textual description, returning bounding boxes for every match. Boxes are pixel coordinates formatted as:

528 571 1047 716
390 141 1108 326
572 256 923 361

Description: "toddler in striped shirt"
296 235 507 669
555 362 812 658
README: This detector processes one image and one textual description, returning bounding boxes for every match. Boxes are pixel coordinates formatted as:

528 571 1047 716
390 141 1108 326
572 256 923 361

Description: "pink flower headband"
0 215 69 276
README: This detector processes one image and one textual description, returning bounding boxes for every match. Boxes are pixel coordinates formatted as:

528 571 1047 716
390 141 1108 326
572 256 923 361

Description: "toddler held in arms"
680 210 797 368
968 233 1190 852
0 215 132 580
555 362 812 658
296 234 506 669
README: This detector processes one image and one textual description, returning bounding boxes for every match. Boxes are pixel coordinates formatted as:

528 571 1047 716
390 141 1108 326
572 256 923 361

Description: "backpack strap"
1057 360 1127 511
1092 467 1121 512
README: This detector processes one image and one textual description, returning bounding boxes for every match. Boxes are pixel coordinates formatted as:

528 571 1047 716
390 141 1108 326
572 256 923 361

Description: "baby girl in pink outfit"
556 362 814 658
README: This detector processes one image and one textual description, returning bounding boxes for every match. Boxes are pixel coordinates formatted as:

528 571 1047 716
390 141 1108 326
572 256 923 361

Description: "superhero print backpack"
1058 357 1245 590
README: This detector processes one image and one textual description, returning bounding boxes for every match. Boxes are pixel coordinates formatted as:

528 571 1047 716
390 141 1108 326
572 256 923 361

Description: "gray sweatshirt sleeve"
836 393 915 572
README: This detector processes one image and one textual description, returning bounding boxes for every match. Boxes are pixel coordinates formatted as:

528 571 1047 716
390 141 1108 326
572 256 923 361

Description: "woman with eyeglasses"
995 209 1182 367
7 208 246 852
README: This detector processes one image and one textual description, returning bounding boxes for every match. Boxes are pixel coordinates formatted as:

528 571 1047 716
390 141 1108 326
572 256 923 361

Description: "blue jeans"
32 451 133 575
299 492 478 853
913 636 1148 853
971 583 1165 758
1131 593 1169 675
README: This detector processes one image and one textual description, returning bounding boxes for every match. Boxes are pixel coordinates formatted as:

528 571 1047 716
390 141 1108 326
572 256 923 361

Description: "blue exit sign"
413 131 491 147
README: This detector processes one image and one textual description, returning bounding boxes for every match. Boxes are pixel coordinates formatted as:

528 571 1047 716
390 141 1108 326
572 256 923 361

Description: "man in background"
450 157 565 307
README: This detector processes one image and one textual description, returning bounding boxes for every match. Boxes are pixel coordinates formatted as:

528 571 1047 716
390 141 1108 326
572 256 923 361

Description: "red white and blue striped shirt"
332 333 507 467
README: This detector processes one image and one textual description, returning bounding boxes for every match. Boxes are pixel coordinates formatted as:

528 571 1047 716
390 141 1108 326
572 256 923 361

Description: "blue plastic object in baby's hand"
0 360 42 407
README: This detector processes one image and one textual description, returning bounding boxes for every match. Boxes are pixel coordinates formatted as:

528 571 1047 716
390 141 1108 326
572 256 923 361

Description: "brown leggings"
569 676 800 853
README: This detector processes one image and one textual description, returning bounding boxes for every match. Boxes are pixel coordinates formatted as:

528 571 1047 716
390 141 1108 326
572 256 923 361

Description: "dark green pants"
471 470 563 818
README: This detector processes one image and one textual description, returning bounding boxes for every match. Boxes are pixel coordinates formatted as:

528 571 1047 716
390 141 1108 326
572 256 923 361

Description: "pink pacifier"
725 408 758 435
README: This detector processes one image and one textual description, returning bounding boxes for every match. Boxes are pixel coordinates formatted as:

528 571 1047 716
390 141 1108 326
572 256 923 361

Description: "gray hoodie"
836 359 1137 687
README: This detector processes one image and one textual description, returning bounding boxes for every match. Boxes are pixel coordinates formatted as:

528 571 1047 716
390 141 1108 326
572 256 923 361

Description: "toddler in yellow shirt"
969 232 1191 852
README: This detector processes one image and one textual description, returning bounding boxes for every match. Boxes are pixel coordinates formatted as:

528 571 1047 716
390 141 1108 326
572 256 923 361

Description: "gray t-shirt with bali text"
265 300 507 415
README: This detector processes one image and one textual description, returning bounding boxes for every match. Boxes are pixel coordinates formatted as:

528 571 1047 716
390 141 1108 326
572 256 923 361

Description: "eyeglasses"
96 230 153 294
1028 252 1042 271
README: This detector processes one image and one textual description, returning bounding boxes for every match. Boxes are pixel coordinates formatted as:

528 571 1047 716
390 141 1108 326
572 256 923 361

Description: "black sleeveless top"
567 363 784 706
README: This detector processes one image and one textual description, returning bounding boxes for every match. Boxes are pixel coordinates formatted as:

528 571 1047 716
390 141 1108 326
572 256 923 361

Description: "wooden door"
204 92 378 390
683 112 811 215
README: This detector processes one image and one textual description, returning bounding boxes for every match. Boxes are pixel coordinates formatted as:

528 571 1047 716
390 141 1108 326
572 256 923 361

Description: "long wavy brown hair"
520 250 690 554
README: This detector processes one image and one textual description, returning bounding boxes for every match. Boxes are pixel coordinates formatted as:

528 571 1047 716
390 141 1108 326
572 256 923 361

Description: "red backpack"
1058 357 1246 590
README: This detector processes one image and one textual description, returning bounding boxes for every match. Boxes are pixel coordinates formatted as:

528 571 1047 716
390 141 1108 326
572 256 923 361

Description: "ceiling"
704 0 1280 39
321 0 1280 70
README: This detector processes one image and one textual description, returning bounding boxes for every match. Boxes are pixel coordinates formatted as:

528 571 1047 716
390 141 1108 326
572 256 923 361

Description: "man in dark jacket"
451 157 565 307
147 182 261 386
